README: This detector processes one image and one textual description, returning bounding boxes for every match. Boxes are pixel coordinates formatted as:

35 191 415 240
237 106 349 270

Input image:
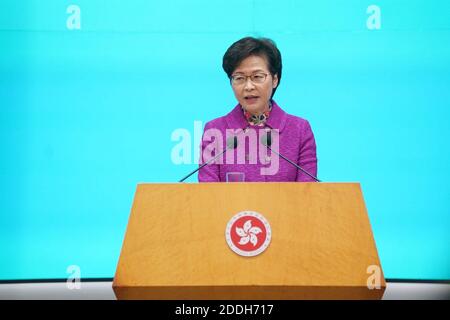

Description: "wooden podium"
113 183 385 299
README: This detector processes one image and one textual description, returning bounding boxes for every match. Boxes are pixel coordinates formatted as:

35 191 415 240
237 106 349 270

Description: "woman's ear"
272 74 279 89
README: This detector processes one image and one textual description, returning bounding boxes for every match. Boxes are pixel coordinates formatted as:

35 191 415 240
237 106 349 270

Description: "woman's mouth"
244 96 259 104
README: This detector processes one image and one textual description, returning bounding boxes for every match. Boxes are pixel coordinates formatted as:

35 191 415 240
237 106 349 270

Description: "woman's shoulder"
203 114 228 130
284 112 312 131
203 104 243 131
270 101 312 132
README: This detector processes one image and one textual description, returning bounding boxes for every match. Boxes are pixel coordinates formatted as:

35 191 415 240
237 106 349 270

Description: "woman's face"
231 55 278 115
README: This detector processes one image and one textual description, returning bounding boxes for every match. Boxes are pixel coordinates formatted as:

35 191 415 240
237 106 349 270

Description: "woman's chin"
243 104 264 115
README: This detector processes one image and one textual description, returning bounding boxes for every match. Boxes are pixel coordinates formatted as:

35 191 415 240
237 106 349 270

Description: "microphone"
261 130 321 182
178 135 238 182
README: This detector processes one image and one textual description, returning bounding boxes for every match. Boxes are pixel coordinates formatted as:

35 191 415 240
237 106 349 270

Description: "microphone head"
227 136 238 149
261 131 272 147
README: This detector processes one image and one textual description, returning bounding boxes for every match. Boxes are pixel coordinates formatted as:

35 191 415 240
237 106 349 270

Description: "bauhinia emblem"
225 211 271 257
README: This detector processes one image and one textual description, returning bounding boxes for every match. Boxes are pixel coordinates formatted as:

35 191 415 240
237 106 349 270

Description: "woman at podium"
198 37 318 183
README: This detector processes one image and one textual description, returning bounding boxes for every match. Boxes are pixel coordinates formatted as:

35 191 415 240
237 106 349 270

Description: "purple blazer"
198 100 318 182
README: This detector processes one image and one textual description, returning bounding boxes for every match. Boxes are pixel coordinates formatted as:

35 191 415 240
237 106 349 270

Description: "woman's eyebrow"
233 69 266 75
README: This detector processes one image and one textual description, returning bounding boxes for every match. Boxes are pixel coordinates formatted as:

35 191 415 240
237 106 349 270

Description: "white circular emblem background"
225 211 272 257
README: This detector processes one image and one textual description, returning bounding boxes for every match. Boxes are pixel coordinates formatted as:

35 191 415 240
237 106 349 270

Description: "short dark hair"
222 37 282 98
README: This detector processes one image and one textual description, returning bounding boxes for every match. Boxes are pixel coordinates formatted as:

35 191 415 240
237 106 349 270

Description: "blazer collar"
225 100 287 132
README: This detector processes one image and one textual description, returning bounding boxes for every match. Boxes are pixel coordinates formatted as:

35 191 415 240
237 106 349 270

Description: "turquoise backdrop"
1 0 449 280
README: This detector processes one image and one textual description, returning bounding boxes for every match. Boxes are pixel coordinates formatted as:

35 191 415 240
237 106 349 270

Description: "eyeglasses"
230 72 269 86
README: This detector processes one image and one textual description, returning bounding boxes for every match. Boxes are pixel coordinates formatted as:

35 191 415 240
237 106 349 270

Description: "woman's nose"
244 78 256 90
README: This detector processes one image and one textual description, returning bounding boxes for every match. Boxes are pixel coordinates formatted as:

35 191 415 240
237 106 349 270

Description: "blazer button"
265 156 271 163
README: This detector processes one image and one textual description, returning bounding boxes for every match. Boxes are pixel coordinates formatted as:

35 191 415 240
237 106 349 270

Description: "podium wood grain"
113 183 386 299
